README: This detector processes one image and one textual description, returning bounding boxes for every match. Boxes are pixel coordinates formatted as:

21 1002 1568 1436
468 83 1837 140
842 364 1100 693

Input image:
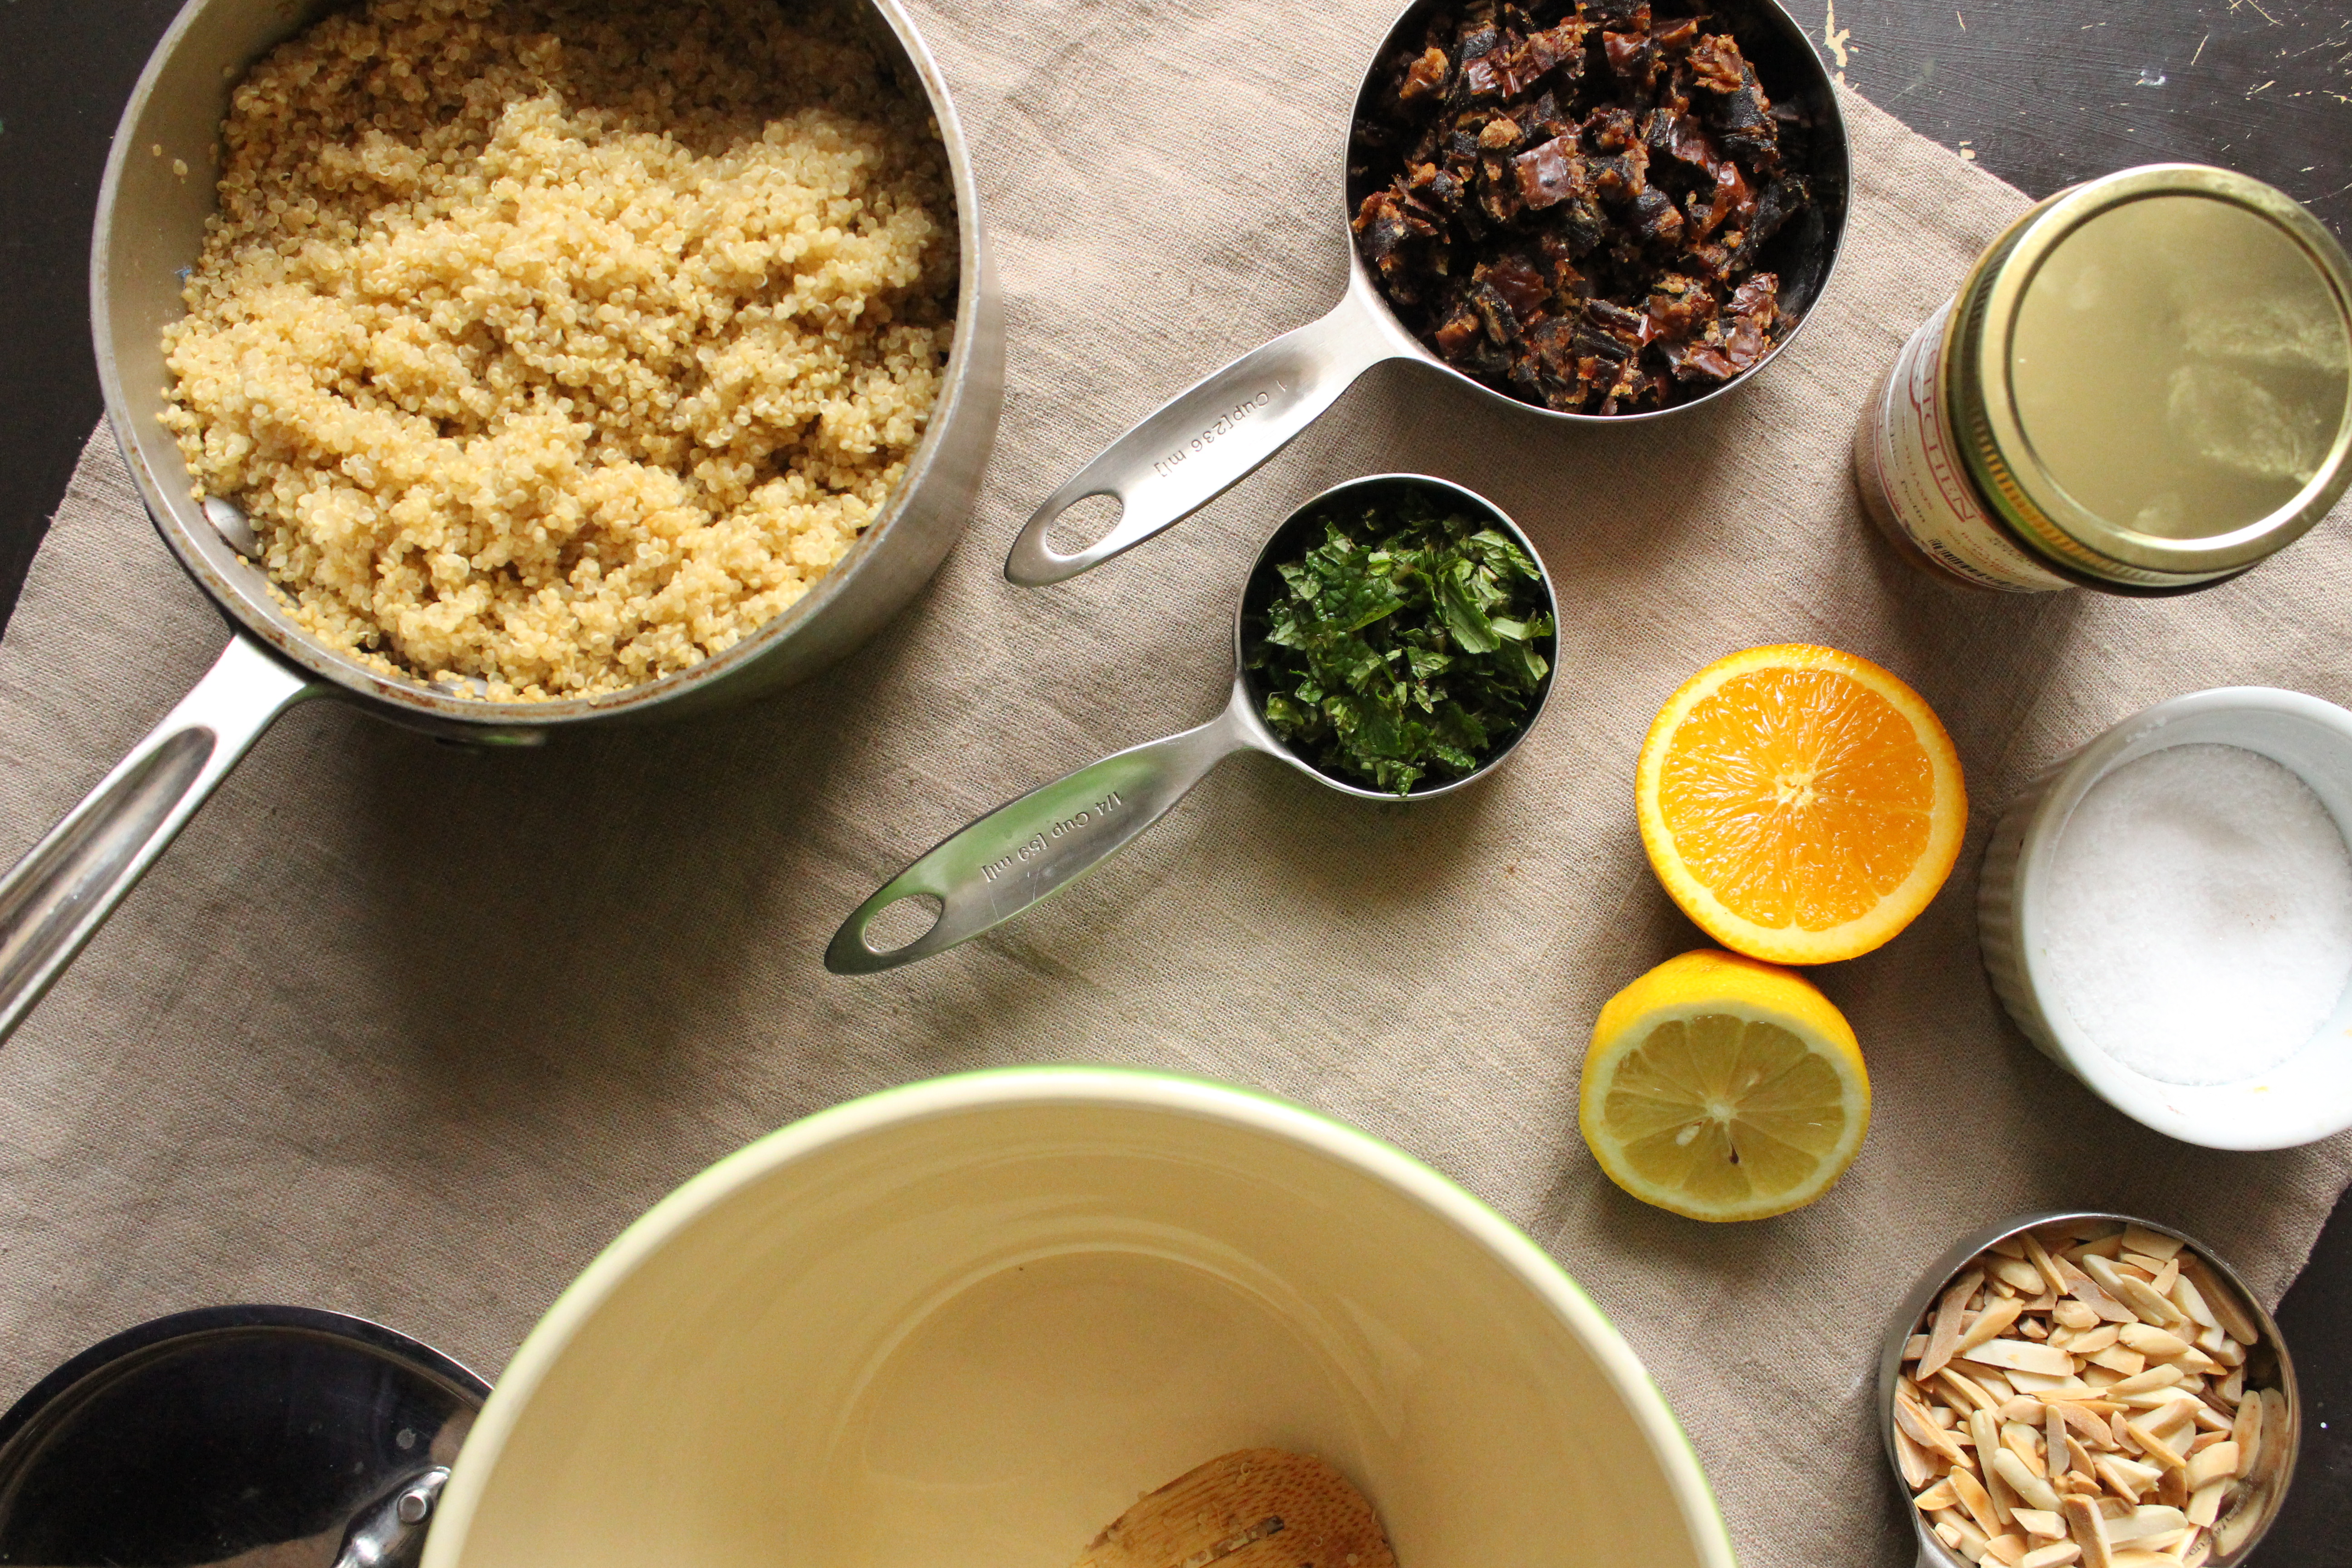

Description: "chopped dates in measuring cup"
1350 0 1813 415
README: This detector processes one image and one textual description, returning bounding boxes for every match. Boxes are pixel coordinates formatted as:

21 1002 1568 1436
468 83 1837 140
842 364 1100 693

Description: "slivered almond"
2101 1364 2184 1397
2121 1419 2186 1470
1940 1368 2005 1415
2013 1232 2069 1298
2143 1396 2199 1443
1915 1478 1961 1511
1964 1339 2077 1377
2002 1396 2048 1424
2021 1544 2082 1568
2066 1324 2122 1356
2106 1505 2189 1543
1952 1464 2004 1537
1974 1411 2021 1524
2004 1369 2087 1395
1958 1298 2028 1357
2248 1389 2288 1489
2002 1422 2047 1476
1921 1267 1988 1380
2116 1324 2190 1359
1942 1515 1992 1563
1995 1448 2065 1514
2054 1299 2100 1330
1986 1532 2031 1566
2093 1455 2159 1501
2082 1256 2180 1326
1896 1422 1940 1487
2155 1463 2189 1510
2230 1394 2261 1477
2173 1256 2259 1344
2147 1258 2179 1297
2184 1442 2238 1489
2011 1508 2067 1541
2057 1257 2136 1325
2169 1274 2218 1333
2185 1480 2229 1528
1898 1393 1972 1466
2087 1346 2146 1377
2053 1402 2116 1449
2117 1386 2200 1410
2119 1226 2183 1261
1991 1257 2049 1294
2064 1495 2116 1568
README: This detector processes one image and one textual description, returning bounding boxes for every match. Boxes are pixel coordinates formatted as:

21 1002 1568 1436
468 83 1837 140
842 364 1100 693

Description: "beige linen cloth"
3 5 2349 1564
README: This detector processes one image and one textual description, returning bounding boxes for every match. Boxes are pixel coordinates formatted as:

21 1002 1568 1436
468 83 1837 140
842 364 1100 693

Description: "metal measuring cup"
829 473 1558 972
1002 0 1848 588
1877 1211 2300 1568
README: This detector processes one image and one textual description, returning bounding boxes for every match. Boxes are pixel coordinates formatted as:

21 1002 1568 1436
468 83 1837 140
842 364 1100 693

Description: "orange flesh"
1656 667 1936 931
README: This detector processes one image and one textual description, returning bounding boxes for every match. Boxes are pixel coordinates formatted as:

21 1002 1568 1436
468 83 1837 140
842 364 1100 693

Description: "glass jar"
1855 164 2352 594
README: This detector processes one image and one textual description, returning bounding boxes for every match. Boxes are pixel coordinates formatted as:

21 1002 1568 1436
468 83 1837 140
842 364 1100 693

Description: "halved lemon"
1581 949 1870 1222
1636 643 1965 965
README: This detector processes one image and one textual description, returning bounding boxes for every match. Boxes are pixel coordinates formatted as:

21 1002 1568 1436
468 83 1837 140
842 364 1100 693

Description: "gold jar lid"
1946 165 2352 586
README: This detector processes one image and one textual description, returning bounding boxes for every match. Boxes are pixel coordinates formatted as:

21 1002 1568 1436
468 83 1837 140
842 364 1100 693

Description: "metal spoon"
1877 1210 2300 1568
828 473 1558 973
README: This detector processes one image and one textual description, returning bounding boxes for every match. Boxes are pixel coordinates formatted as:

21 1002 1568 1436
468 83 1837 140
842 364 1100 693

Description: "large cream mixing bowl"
421 1069 1734 1568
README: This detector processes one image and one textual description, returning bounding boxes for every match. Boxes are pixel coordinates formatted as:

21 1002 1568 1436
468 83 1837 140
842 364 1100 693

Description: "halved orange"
1635 645 1965 965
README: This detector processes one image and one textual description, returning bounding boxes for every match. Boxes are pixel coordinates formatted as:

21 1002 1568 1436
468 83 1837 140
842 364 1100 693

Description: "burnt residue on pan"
1349 0 1838 415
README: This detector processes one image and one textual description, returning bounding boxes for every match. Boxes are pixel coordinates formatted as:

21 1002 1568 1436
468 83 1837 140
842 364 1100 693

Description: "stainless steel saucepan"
831 473 1557 971
1004 0 1848 588
0 0 1003 1043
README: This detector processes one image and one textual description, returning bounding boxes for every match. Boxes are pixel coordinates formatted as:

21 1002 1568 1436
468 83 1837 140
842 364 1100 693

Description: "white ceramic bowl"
420 1069 1734 1568
1980 686 2352 1149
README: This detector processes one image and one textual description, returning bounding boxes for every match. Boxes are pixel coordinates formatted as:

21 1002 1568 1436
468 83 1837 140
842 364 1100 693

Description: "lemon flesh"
1581 950 1869 1222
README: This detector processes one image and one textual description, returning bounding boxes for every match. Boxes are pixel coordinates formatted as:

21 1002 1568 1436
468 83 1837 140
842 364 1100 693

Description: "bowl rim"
420 1065 1738 1568
2012 684 2352 1148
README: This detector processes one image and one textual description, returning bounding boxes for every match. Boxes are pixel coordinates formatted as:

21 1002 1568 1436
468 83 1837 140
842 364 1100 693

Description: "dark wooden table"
0 0 2346 1558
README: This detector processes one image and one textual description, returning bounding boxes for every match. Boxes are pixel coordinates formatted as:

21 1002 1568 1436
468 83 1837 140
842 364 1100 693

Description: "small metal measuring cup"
1877 1211 2300 1568
829 473 1557 972
1002 0 1848 588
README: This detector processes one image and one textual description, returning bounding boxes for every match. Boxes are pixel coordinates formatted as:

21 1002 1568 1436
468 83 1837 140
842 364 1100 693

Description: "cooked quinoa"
159 0 957 700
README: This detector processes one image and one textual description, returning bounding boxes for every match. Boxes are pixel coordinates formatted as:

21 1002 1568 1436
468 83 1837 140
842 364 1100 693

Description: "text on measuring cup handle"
1149 390 1277 480
978 790 1125 883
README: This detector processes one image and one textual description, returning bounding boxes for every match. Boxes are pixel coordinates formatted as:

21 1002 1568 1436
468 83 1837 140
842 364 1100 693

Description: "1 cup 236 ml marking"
979 791 1125 883
1152 391 1274 479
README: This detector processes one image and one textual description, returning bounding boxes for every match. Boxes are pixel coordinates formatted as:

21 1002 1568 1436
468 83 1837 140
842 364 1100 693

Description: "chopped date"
1349 0 1812 415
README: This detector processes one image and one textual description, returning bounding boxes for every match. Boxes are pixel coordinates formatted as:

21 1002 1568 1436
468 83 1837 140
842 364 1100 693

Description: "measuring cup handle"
1004 284 1405 587
827 700 1256 972
0 634 317 1044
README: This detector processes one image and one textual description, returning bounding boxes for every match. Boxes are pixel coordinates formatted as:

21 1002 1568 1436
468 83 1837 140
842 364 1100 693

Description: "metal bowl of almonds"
1877 1212 2297 1568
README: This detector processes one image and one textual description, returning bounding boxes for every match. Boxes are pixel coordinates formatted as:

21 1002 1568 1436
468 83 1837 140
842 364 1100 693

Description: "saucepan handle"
1004 285 1405 586
0 635 317 1042
828 700 1256 972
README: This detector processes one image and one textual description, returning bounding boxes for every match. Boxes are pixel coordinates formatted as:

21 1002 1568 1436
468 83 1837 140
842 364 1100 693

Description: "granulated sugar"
2043 742 2352 1085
